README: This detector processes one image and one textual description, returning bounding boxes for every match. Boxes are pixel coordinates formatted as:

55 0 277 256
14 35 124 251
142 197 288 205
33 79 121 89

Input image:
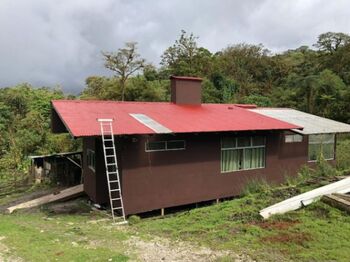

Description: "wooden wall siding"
83 131 311 215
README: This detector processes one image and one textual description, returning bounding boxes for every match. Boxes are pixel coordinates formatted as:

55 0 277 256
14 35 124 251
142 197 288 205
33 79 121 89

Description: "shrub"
242 178 271 196
128 215 141 225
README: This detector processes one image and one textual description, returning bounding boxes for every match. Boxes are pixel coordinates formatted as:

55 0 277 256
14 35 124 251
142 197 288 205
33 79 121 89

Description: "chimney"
170 76 203 105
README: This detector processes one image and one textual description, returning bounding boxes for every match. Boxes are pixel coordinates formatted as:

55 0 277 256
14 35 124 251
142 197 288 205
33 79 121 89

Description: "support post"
161 208 164 217
216 199 219 204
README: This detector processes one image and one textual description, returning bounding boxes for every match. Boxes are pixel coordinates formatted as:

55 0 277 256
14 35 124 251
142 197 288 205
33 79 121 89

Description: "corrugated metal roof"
51 100 301 137
250 108 350 135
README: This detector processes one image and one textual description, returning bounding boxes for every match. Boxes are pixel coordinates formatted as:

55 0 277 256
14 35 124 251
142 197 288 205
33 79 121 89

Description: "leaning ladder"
98 119 127 223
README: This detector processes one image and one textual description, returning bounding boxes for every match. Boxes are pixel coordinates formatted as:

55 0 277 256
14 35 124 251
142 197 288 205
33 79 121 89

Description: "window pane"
221 149 241 172
285 135 294 143
308 144 320 161
222 137 236 149
237 137 251 147
322 134 335 144
146 141 166 151
244 148 253 169
167 140 185 150
323 143 334 160
252 136 265 146
293 134 303 142
309 134 322 144
244 147 265 169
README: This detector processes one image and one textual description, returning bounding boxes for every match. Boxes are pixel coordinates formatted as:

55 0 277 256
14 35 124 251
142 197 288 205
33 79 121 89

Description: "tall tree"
160 30 213 77
315 32 350 53
102 42 145 101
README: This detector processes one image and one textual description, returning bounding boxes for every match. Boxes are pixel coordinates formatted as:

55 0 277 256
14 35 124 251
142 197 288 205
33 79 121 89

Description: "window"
308 134 335 161
145 140 185 152
285 134 303 143
87 149 96 171
221 136 266 173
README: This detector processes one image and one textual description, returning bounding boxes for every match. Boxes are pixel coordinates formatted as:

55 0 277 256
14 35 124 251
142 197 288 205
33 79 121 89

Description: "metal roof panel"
251 108 350 135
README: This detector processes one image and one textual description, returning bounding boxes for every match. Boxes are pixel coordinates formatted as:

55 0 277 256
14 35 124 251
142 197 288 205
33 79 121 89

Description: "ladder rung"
113 207 123 210
107 163 116 166
110 189 120 192
104 139 113 142
109 180 119 183
111 197 121 201
108 171 118 174
105 147 114 149
106 155 115 158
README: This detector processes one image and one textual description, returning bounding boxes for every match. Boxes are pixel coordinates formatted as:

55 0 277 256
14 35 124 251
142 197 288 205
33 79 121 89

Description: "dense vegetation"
1 30 350 188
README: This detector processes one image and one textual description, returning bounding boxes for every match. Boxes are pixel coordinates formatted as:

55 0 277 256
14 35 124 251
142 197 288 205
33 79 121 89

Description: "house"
51 76 350 215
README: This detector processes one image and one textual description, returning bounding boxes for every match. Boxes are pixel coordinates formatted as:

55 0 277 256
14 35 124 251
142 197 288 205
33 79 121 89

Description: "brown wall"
170 78 202 105
83 130 312 215
51 106 68 133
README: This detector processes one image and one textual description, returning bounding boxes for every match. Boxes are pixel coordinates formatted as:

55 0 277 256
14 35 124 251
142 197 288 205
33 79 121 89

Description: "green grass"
0 205 132 261
133 167 350 262
1 138 350 261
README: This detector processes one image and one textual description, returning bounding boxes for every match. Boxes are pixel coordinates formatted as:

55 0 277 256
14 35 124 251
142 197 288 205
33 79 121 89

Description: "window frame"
145 140 186 152
87 149 96 172
221 136 266 173
308 134 335 162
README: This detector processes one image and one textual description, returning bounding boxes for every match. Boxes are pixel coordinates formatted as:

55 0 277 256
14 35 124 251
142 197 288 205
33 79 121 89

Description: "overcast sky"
0 0 349 93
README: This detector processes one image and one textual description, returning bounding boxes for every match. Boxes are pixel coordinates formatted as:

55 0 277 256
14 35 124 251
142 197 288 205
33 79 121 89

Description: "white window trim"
221 136 266 173
145 140 186 152
87 149 96 172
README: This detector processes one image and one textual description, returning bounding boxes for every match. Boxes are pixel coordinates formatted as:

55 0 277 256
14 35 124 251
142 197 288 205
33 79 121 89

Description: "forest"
1 31 350 186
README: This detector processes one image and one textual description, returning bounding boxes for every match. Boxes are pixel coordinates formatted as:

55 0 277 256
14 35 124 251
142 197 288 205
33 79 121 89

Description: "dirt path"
124 235 253 262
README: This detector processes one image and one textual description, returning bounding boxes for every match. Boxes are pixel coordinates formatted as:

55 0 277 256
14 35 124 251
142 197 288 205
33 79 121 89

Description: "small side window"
145 140 186 152
87 149 96 172
285 134 303 143
146 141 166 151
167 140 185 150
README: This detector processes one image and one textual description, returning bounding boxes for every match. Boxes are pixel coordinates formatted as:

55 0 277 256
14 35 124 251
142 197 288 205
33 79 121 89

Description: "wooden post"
161 208 164 216
216 199 219 204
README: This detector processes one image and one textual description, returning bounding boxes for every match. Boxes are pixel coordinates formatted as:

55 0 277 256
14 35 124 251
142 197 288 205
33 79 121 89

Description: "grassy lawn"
0 200 132 261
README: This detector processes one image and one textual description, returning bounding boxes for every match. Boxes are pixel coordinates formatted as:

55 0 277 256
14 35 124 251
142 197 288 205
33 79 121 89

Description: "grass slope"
0 200 131 262
134 168 350 262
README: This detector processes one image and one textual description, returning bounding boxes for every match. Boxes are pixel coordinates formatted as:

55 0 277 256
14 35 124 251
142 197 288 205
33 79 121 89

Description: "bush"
336 137 350 170
315 155 338 177
128 215 141 225
242 178 271 196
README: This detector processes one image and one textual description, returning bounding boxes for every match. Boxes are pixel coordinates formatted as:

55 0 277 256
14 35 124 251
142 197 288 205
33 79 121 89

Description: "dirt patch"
44 199 91 215
125 235 254 262
261 232 312 246
252 220 300 230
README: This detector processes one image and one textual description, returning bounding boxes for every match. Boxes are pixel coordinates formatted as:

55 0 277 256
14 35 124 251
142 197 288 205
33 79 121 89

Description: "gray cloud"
0 0 349 93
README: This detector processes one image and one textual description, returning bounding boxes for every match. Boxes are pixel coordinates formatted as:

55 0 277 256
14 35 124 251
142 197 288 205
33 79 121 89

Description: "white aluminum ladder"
98 119 127 224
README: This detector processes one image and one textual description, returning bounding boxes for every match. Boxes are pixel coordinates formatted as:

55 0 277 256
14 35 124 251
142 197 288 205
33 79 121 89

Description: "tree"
102 42 145 101
160 30 213 77
315 32 350 53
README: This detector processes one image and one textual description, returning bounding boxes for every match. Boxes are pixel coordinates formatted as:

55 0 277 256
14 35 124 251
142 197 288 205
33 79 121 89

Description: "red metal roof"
52 100 301 137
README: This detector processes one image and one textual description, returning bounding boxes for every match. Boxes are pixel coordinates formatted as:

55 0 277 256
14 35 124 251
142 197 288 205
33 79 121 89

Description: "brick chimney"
170 76 203 105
